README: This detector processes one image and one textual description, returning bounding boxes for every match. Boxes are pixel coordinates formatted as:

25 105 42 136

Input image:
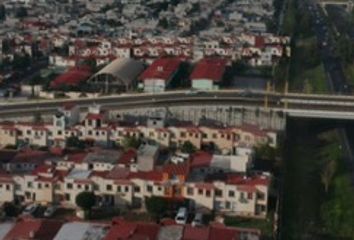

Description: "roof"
190 58 226 82
190 152 213 168
0 223 15 240
226 174 271 187
128 170 164 182
90 58 144 86
140 58 182 81
50 66 92 88
162 163 189 177
182 225 210 240
117 149 137 165
53 222 109 240
158 225 184 240
104 219 160 240
4 219 63 240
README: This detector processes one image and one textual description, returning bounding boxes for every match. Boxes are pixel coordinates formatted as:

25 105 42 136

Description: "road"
306 0 354 186
3 90 354 119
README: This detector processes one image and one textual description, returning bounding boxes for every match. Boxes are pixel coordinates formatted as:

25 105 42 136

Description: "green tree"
75 191 96 218
0 4 6 22
145 196 168 220
122 136 141 149
321 159 336 194
3 202 18 217
33 112 43 123
181 141 197 154
336 35 354 64
15 6 27 18
66 136 86 149
158 18 169 29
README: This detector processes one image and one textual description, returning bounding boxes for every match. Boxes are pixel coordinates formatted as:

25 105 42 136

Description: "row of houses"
0 218 261 240
0 143 270 219
0 104 277 153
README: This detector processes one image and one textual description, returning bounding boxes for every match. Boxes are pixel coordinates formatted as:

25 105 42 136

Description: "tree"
303 79 313 94
75 191 96 218
15 6 27 18
145 196 168 220
3 202 18 217
33 112 43 123
158 18 169 29
0 4 6 22
321 159 336 194
66 136 86 149
181 141 197 154
122 136 141 149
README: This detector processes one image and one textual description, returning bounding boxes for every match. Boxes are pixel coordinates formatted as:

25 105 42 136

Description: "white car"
44 205 57 217
175 207 188 224
23 203 39 216
192 212 204 227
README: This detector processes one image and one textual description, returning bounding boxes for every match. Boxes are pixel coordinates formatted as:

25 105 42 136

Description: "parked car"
44 205 57 217
22 203 39 216
175 207 188 224
192 212 204 227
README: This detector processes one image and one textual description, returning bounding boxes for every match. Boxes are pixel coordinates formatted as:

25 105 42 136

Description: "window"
225 201 231 209
212 133 217 139
45 184 49 188
38 183 42 189
117 186 121 192
157 187 162 191
247 192 253 200
134 186 141 193
0 184 2 188
228 190 235 197
77 184 82 189
57 130 62 135
65 193 70 201
27 182 33 188
180 132 186 138
85 185 89 191
215 189 222 197
198 189 203 195
187 187 194 195
125 186 129 192
257 192 265 200
206 190 211 197
67 183 73 189
26 130 31 135
146 185 153 193
106 185 112 191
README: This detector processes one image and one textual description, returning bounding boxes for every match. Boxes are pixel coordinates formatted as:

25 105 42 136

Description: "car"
44 205 57 217
22 203 39 216
175 207 188 224
192 212 204 227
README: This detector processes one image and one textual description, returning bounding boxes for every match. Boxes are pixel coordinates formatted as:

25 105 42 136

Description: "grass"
224 214 274 238
281 120 354 239
343 63 354 86
289 37 328 94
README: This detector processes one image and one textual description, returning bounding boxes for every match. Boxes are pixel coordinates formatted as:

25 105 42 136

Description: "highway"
3 90 354 118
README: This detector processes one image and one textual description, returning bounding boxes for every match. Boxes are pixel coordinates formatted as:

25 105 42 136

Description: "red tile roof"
105 219 160 240
183 225 210 240
128 170 164 182
190 151 213 168
190 58 227 82
226 174 270 187
50 66 92 89
140 58 182 81
118 149 137 165
162 163 189 177
3 218 63 240
85 113 105 121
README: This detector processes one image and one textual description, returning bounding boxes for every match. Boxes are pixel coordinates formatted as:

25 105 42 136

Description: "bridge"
318 0 354 12
2 90 354 122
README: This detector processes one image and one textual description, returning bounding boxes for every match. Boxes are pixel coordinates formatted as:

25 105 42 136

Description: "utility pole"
284 80 289 109
264 81 271 110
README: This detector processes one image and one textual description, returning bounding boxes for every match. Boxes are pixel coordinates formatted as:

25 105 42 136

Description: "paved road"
307 0 354 186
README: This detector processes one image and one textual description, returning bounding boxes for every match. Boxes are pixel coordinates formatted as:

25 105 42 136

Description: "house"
3 218 63 240
140 58 182 93
190 58 227 90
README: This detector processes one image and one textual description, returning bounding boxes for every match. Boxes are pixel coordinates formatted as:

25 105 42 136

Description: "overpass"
318 0 354 12
2 90 354 121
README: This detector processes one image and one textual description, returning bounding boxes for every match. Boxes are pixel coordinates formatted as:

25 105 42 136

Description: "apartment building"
0 145 270 218
0 105 277 152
